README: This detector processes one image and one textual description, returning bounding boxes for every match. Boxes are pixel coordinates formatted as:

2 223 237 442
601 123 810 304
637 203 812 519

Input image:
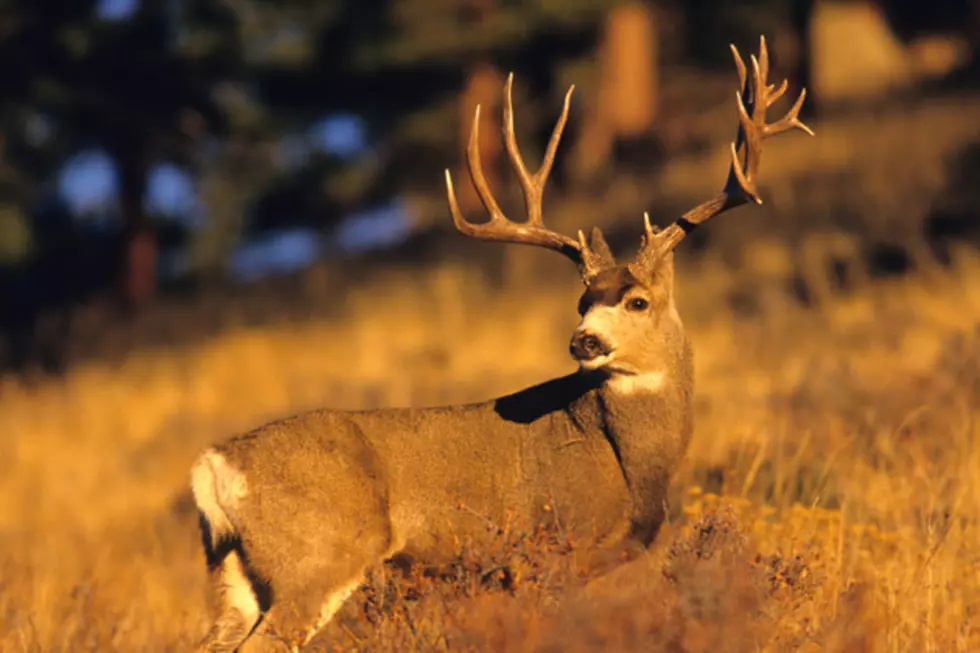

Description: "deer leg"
196 548 262 653
244 562 373 652
261 576 364 651
237 483 394 651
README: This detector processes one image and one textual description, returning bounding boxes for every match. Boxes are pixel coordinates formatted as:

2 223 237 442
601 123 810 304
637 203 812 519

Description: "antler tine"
459 104 507 225
444 73 611 281
765 87 815 137
630 35 814 275
502 73 574 227
730 43 748 97
766 78 789 108
754 34 769 100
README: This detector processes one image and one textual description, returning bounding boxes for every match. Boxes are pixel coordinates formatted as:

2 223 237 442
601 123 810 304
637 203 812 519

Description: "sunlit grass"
3 88 980 650
1 235 979 651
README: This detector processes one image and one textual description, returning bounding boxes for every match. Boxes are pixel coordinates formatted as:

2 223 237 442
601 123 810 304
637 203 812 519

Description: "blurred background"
3 2 980 650
0 0 977 376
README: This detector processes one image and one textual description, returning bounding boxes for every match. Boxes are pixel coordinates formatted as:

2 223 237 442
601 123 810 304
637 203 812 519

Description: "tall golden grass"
1 237 979 651
3 90 980 651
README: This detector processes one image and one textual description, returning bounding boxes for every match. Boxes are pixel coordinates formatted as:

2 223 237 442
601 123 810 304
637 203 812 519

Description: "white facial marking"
576 305 620 362
579 355 611 371
577 305 620 338
608 370 667 396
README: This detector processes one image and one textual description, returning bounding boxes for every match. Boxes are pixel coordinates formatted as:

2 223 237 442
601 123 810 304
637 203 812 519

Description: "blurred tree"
683 0 815 114
0 203 31 266
685 0 789 67
0 0 822 302
318 0 626 197
182 0 646 257
0 0 236 309
454 63 504 216
188 137 274 284
0 147 34 266
788 0 815 118
185 0 695 253
569 2 660 186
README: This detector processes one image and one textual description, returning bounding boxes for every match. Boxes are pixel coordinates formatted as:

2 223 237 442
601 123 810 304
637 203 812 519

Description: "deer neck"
492 363 691 546
592 362 692 545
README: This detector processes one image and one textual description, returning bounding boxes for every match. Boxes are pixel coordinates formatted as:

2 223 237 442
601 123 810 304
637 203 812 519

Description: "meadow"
2 94 980 652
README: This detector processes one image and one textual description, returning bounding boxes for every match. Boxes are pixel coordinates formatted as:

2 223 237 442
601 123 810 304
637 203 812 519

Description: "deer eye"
626 297 649 312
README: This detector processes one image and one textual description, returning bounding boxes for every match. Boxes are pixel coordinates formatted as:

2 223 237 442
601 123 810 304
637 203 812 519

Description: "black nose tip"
570 331 611 361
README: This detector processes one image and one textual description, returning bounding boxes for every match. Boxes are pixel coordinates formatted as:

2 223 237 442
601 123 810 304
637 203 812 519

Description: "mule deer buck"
190 36 812 652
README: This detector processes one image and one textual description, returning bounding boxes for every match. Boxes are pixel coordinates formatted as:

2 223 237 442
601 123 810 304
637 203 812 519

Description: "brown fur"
190 254 694 652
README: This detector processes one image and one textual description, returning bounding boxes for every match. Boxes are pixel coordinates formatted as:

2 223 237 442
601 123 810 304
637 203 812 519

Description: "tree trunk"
789 0 817 118
114 143 156 311
601 2 658 139
570 2 659 184
457 63 504 217
971 1 980 69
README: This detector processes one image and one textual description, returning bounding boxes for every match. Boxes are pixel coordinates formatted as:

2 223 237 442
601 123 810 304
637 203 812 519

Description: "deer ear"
588 227 616 268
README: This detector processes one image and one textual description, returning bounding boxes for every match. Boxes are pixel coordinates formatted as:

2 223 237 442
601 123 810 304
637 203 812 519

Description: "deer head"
445 36 812 380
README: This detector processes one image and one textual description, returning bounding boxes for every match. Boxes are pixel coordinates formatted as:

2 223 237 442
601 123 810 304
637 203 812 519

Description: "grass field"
1 235 979 651
3 87 980 651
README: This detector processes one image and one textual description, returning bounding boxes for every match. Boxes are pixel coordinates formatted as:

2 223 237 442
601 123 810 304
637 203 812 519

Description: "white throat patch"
607 370 667 396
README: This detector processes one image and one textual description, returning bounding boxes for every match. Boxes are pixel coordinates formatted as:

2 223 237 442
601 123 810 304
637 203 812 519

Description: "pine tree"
0 0 238 307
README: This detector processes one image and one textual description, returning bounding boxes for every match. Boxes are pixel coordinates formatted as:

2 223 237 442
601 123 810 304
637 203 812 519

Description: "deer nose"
570 330 611 361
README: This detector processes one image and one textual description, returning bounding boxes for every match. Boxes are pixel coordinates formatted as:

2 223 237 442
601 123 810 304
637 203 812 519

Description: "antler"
445 73 614 282
631 35 814 277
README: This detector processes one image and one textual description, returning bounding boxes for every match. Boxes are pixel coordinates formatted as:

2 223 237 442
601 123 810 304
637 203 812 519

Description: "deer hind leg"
248 576 363 652
192 451 266 652
238 489 394 649
196 544 263 653
245 510 392 652
307 577 365 644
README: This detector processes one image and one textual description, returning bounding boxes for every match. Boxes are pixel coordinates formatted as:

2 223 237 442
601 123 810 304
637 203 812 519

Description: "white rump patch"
191 449 249 538
608 370 667 396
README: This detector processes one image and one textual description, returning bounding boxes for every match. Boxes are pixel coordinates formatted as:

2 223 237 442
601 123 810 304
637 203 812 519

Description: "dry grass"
1 234 979 651
3 89 980 651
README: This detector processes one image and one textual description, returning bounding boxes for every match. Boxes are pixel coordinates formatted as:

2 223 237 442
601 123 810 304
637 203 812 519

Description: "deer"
190 36 812 652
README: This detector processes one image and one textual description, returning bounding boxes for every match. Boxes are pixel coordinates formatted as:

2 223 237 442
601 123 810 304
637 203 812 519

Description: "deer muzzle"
570 330 612 363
